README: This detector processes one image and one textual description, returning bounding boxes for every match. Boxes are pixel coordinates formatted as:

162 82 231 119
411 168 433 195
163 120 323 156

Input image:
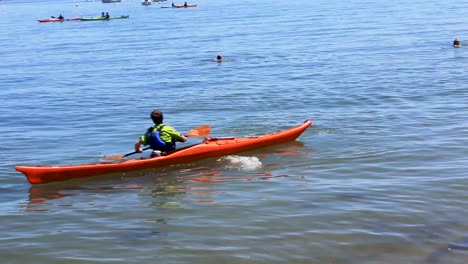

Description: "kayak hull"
16 120 312 184
37 18 64 22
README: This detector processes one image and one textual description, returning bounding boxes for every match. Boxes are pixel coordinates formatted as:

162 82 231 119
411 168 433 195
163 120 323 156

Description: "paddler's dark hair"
150 110 163 124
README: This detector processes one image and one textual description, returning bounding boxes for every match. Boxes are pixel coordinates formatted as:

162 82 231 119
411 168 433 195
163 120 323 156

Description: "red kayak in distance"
37 17 81 23
15 120 312 184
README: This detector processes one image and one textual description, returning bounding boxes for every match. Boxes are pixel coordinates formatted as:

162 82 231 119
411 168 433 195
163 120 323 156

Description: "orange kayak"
16 120 312 184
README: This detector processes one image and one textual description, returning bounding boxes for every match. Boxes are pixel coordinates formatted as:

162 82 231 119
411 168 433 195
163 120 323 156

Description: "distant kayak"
80 15 129 21
37 17 81 23
161 4 197 8
175 4 197 8
16 120 312 184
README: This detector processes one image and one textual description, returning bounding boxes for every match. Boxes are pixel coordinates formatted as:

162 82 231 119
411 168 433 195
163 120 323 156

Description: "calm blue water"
1 0 467 263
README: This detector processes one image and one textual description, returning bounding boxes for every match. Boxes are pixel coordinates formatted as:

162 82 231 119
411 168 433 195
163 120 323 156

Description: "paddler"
135 110 187 157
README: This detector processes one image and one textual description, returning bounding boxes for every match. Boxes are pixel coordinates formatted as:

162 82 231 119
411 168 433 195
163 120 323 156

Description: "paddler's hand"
179 134 188 142
134 140 143 153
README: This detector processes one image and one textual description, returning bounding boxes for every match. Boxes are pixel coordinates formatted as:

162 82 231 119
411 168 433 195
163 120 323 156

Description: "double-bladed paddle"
103 125 211 160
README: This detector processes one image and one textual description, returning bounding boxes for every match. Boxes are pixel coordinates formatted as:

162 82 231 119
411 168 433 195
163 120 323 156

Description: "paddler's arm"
165 126 187 142
135 134 148 153
178 134 187 142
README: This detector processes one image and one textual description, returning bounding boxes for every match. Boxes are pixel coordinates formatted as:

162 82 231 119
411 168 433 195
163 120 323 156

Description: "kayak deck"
16 120 312 184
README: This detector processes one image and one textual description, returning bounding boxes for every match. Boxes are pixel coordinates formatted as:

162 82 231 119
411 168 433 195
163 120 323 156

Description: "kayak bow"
16 120 312 184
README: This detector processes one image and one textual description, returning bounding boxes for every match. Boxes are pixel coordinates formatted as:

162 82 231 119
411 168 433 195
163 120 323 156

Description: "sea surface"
0 0 467 263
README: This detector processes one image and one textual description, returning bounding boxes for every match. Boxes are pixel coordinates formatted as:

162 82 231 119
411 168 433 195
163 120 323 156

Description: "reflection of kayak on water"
15 120 312 184
80 15 129 21
37 17 81 22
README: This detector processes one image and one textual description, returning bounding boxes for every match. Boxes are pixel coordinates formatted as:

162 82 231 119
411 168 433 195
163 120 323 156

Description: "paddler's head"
150 110 163 125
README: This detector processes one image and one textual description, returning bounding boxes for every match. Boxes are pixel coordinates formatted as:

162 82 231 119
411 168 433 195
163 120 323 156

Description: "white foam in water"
219 155 262 171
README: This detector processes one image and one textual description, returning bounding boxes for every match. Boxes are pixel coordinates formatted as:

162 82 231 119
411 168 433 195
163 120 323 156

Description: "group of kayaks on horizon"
37 12 128 22
37 2 197 22
142 0 196 8
50 12 108 20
